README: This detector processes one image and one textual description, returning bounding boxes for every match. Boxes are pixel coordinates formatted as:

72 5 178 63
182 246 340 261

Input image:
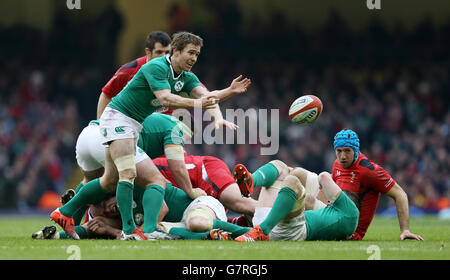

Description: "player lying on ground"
152 160 359 241
50 111 255 229
153 155 257 217
33 182 233 240
233 169 359 241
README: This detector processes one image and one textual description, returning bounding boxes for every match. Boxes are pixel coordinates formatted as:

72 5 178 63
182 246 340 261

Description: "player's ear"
145 48 151 56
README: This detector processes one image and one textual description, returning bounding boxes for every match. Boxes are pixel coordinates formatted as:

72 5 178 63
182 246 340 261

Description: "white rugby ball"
289 95 323 124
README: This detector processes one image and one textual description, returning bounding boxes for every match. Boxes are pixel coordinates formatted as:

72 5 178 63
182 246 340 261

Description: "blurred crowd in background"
0 2 448 214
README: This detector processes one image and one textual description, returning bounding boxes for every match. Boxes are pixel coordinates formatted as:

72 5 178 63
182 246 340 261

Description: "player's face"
102 197 120 218
146 42 171 60
335 147 355 168
176 43 201 72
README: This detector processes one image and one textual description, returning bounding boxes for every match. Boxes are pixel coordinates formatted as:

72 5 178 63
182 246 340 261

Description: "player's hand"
197 95 219 109
214 119 239 130
400 230 424 241
229 75 251 95
87 217 108 235
190 188 207 199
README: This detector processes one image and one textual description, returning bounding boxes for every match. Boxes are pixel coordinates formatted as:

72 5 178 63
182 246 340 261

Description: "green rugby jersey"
108 55 201 123
137 113 184 159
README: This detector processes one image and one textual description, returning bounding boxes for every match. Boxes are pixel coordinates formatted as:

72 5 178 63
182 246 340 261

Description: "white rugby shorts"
181 196 228 222
99 107 143 146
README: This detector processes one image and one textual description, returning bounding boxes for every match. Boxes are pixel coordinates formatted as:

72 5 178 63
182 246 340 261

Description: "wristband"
189 190 196 199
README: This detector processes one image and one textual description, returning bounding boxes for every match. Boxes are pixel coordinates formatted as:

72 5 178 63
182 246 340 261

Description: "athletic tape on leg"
164 145 185 160
114 154 136 172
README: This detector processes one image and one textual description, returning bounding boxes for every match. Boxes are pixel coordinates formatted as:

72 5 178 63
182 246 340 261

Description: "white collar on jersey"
166 54 183 80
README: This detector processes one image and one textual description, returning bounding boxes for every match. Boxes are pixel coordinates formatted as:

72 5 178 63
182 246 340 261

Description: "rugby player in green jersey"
50 32 251 240
230 161 360 241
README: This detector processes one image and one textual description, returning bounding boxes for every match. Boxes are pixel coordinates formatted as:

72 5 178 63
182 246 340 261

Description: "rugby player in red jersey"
153 155 257 217
332 129 424 241
97 31 172 118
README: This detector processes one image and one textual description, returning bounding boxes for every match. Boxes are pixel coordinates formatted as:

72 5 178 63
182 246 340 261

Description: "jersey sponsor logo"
174 81 184 92
115 126 126 134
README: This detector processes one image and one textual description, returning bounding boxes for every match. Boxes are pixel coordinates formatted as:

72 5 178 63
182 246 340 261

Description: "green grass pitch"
0 215 448 260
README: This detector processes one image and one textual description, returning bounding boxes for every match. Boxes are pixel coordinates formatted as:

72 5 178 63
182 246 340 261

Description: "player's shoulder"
141 55 169 73
146 55 169 67
117 56 146 73
184 71 199 80
356 153 382 173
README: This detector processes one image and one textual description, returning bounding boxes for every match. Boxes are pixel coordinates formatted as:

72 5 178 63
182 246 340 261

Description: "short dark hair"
145 31 171 51
170 31 203 55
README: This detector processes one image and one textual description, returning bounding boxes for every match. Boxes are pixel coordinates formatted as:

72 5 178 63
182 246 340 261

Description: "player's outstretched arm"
386 183 424 241
206 75 251 102
155 89 218 110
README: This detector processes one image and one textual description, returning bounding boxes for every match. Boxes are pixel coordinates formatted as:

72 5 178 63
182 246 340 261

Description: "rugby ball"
289 95 323 124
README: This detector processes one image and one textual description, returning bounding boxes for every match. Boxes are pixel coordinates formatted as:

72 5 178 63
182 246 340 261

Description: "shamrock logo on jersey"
174 81 184 92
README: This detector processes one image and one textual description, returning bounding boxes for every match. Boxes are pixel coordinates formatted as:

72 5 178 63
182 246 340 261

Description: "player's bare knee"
318 171 332 186
269 160 289 178
146 172 166 189
289 167 309 186
100 175 118 192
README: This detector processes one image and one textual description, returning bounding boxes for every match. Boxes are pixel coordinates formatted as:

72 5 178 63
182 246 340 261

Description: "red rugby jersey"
152 155 235 199
332 152 395 240
102 56 148 99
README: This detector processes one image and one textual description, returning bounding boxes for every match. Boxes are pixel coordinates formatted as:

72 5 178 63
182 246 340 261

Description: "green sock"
72 182 87 226
60 178 108 217
259 187 297 235
168 227 208 240
74 181 84 193
143 184 165 233
212 219 251 239
59 226 88 239
252 163 279 187
116 181 137 235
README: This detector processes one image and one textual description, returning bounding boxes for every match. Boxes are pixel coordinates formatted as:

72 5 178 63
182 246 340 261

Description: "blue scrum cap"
333 129 360 161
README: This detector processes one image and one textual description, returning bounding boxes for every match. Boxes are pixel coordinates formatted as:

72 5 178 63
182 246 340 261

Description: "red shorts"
198 156 236 199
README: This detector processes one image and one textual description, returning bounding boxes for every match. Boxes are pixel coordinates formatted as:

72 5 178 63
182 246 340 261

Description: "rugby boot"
234 225 268 242
50 208 79 240
233 164 254 197
207 229 232 240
